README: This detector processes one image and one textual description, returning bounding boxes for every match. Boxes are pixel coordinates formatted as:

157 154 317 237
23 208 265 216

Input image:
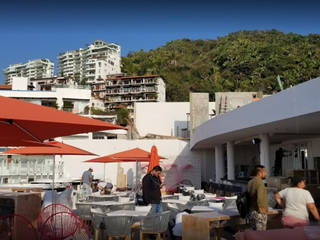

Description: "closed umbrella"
147 145 162 182
0 95 126 147
147 146 161 172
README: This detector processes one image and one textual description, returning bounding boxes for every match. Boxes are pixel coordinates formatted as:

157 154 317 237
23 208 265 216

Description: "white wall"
12 77 29 90
134 102 215 137
157 77 166 102
60 139 213 189
0 88 91 114
0 88 90 100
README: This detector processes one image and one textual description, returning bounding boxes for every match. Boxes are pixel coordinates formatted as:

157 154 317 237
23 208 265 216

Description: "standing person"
275 175 320 228
81 168 93 198
142 165 163 214
248 165 268 231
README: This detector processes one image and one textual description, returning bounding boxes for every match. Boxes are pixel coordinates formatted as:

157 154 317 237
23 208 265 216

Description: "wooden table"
182 210 280 240
182 212 230 240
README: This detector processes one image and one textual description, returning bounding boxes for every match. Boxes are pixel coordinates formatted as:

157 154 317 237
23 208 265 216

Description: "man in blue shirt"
81 168 93 198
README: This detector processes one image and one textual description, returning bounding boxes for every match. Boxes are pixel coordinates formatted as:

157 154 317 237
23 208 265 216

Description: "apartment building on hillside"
58 40 121 83
92 74 166 114
3 59 54 84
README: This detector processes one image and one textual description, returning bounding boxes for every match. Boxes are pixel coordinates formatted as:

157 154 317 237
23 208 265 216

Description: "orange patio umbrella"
3 141 96 156
85 148 165 163
3 141 95 193
85 147 166 188
0 95 126 147
147 145 161 172
147 145 162 182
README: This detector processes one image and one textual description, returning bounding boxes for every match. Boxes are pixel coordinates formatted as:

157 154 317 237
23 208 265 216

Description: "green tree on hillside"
116 108 129 126
122 30 320 101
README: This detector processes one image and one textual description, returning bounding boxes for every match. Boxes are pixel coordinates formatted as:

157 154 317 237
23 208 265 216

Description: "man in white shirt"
275 175 320 228
81 168 93 198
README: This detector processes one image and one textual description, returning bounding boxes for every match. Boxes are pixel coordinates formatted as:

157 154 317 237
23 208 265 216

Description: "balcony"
93 87 106 92
62 107 74 113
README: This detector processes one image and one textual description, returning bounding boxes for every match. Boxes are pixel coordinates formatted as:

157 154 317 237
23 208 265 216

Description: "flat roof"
191 77 320 149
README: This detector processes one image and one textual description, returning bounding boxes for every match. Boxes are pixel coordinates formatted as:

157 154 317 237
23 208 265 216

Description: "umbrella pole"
104 163 106 181
135 159 138 191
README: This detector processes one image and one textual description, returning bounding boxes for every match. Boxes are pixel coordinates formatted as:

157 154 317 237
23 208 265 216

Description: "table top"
162 199 189 204
184 212 231 221
190 206 280 218
89 195 118 198
191 206 220 212
76 200 134 206
106 210 149 217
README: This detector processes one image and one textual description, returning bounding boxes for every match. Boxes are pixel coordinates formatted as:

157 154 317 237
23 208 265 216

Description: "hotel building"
58 40 121 83
92 74 166 114
4 59 54 84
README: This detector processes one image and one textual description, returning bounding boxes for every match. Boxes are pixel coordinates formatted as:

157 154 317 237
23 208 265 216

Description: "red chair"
39 211 79 240
38 203 73 230
0 213 38 240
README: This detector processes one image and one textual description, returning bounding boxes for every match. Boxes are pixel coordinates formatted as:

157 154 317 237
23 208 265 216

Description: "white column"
227 141 235 180
259 134 270 176
27 161 30 179
88 132 93 140
215 144 225 182
41 160 44 179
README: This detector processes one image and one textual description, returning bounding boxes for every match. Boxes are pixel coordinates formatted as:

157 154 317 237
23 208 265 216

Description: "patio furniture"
0 213 38 240
39 211 79 240
38 203 73 230
72 218 90 240
110 202 135 211
162 195 179 200
104 215 134 240
92 202 135 213
106 210 149 219
182 210 281 240
91 209 106 240
75 203 94 223
87 195 119 202
139 211 170 240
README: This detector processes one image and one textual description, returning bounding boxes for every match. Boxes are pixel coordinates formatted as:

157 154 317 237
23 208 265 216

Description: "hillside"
122 30 320 101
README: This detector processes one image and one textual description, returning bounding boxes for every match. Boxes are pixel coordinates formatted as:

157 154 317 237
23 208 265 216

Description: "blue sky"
1 0 320 83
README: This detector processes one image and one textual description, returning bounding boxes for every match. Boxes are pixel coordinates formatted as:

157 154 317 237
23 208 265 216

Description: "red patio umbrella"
3 141 95 193
0 95 126 147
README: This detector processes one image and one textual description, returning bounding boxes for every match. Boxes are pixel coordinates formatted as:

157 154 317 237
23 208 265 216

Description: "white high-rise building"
3 59 54 85
58 40 121 84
